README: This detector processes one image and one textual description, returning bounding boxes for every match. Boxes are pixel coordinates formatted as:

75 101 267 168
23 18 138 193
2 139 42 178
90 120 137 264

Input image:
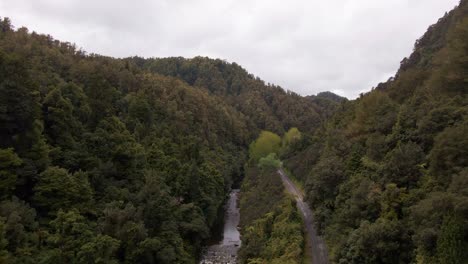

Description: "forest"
0 0 467 263
0 14 338 263
284 1 468 263
237 129 306 264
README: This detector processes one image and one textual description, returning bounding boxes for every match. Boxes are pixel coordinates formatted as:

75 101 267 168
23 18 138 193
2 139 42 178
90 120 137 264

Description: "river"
199 189 241 264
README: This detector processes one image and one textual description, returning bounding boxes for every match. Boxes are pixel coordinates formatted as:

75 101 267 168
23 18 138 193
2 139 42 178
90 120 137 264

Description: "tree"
43 209 95 263
429 122 468 186
348 91 397 136
0 148 22 199
77 235 120 264
382 141 424 188
338 218 412 264
249 131 281 162
88 116 145 181
0 51 49 194
0 217 11 263
258 153 282 170
436 215 467 264
307 151 345 211
282 127 301 148
33 167 92 214
0 197 38 257
98 202 147 261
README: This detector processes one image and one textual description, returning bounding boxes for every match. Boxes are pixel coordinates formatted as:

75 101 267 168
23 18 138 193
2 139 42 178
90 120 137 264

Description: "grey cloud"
0 0 459 98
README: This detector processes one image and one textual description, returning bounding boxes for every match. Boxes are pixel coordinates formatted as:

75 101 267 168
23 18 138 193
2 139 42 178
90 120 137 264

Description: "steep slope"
284 1 468 263
131 56 330 134
0 21 250 263
0 18 337 263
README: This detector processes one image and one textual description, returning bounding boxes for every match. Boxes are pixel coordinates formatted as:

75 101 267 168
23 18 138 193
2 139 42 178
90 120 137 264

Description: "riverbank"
199 190 241 264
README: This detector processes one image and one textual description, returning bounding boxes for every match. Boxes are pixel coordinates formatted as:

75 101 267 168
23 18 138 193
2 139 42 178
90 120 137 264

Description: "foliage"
0 0 466 262
284 2 468 263
0 14 340 263
33 167 93 214
282 127 301 147
258 153 282 170
240 198 303 264
249 131 281 162
435 215 467 264
0 148 22 199
135 56 327 135
239 166 304 264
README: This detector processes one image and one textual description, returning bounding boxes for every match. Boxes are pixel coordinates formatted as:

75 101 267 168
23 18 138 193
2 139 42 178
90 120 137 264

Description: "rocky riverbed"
199 190 241 264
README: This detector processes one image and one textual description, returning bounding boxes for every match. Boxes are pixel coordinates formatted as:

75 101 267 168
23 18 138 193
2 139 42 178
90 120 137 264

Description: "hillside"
130 56 333 134
284 1 468 263
0 17 339 263
0 0 467 263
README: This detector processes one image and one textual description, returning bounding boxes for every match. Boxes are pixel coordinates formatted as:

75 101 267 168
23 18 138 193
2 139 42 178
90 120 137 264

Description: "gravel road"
278 169 329 264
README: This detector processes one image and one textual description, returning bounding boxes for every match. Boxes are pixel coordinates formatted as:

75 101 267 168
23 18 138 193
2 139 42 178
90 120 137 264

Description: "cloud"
0 0 459 98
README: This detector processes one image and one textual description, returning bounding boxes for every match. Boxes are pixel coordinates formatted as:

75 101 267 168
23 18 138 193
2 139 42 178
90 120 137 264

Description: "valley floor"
200 190 241 264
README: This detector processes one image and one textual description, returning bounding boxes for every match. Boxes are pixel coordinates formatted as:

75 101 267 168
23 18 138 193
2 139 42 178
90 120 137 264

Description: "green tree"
282 127 301 148
43 209 95 263
429 122 468 186
258 153 282 170
0 148 22 199
98 202 147 261
249 131 281 162
33 167 92 214
0 217 11 263
382 141 424 188
88 116 145 181
77 235 120 264
338 218 412 264
0 197 38 258
436 215 467 264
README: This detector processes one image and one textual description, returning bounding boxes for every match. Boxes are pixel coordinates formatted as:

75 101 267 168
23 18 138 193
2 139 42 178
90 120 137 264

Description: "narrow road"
278 169 329 264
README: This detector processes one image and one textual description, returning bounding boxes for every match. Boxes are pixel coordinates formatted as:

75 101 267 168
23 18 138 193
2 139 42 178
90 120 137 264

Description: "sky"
0 0 460 98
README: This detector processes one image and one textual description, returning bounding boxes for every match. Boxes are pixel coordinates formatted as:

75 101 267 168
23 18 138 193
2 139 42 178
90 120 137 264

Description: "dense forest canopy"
0 14 342 263
0 0 467 263
284 1 468 263
239 129 304 264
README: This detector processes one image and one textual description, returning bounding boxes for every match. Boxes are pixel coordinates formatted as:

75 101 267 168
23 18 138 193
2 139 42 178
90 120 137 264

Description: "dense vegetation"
0 16 335 263
130 57 341 135
284 1 468 263
1 0 467 263
239 130 304 264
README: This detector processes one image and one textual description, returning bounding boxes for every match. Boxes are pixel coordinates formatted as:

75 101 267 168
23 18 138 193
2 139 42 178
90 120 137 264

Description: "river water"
199 189 241 264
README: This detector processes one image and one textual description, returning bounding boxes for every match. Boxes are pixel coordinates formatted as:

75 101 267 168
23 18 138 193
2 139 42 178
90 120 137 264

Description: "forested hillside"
0 17 336 263
1 0 467 263
130 56 337 134
284 1 468 263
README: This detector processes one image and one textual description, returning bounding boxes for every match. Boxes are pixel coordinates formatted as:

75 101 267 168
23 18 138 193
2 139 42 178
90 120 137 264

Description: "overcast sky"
0 0 460 98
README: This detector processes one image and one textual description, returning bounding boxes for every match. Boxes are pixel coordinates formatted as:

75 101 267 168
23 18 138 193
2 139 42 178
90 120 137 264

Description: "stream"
199 189 241 264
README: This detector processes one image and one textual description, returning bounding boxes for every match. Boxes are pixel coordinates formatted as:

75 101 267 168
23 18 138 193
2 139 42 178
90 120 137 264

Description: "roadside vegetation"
284 2 468 263
239 128 305 264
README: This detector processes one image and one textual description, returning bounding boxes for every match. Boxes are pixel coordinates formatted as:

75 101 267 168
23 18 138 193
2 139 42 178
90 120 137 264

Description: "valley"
0 1 467 263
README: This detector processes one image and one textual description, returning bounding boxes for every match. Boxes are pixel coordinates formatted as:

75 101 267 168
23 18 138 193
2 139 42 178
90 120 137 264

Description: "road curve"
278 168 329 264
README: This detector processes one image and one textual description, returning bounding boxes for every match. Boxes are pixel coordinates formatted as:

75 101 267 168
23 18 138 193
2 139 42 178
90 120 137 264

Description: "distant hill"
129 56 331 134
306 91 348 119
309 91 347 102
